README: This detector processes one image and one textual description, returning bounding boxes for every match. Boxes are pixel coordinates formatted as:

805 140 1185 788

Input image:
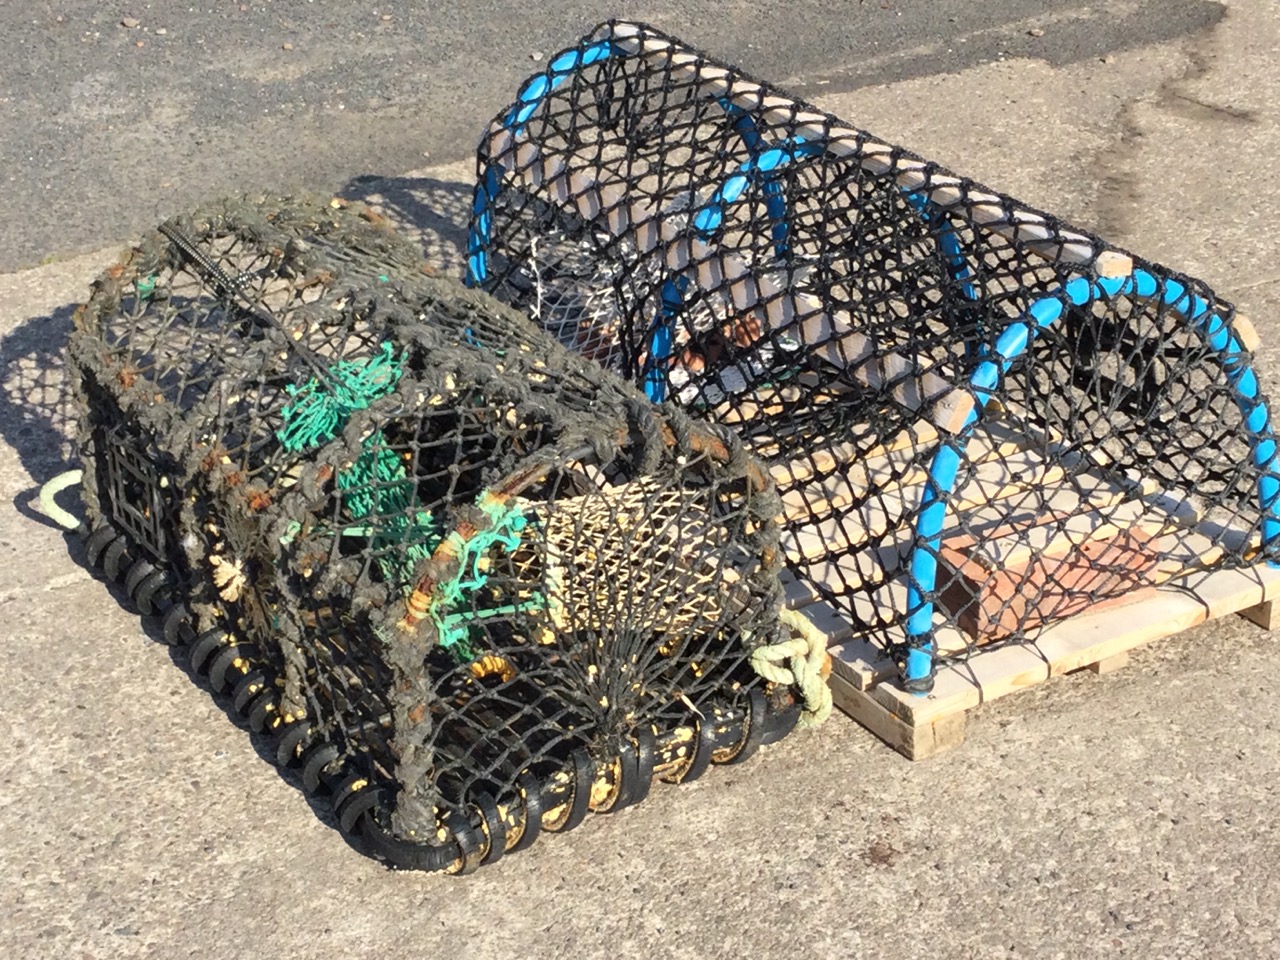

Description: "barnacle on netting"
69 195 817 870
471 20 1280 692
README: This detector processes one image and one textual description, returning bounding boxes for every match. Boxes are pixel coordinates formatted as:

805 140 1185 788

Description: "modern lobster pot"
67 198 819 872
469 20 1280 715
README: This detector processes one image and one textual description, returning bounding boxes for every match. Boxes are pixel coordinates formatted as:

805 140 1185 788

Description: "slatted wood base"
817 561 1280 758
773 421 1280 759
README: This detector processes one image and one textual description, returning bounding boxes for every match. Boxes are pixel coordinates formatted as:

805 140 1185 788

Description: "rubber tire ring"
628 724 657 808
189 630 226 674
719 687 768 766
360 813 460 873
133 568 174 616
123 559 157 604
760 698 802 746
207 645 246 694
338 786 383 836
302 743 341 794
330 774 369 818
247 691 275 733
161 604 195 647
276 721 313 769
443 811 484 876
231 670 266 715
543 748 593 835
470 793 508 866
594 740 639 814
84 525 119 568
508 771 545 856
661 719 717 786
101 537 131 582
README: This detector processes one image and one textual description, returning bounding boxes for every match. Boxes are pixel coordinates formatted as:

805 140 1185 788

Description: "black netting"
471 21 1280 692
69 195 812 872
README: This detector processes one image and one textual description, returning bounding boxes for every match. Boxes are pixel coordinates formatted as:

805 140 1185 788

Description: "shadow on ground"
337 174 473 276
0 304 85 540
0 305 79 483
0 299 367 858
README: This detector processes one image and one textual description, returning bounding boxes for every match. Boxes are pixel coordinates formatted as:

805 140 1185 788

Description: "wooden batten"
778 420 1280 760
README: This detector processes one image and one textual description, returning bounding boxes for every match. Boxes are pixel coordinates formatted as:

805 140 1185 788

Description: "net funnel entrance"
68 196 813 873
469 21 1280 693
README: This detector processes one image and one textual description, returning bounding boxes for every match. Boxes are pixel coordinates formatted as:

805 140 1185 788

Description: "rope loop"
751 608 833 728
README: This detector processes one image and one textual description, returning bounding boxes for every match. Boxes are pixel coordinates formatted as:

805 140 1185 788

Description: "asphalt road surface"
0 0 1222 272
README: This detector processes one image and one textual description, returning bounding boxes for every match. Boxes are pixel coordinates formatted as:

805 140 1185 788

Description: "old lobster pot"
66 195 828 872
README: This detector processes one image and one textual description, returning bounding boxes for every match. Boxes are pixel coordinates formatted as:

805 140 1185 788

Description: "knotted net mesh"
68 195 808 871
471 21 1280 691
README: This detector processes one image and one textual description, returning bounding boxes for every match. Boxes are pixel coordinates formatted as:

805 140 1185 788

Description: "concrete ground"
4 2 1280 958
0 0 1219 271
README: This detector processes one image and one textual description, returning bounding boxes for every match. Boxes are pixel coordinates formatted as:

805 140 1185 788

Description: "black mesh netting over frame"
69 195 813 871
470 21 1280 691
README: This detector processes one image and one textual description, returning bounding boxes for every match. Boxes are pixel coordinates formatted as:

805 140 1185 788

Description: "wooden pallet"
776 423 1280 759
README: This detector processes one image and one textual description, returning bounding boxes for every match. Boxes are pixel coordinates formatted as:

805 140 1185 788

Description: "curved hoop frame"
464 24 1277 695
900 269 1280 690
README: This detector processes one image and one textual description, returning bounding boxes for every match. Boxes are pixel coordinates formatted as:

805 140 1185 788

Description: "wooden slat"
493 132 973 433
944 467 1159 552
1233 313 1262 353
818 526 1275 703
828 676 966 760
1240 599 1280 630
1087 652 1130 675
826 623 972 692
769 420 938 490
869 552 1280 728
965 492 1199 573
781 436 1065 531
780 424 1211 692
597 21 1129 278
780 570 819 609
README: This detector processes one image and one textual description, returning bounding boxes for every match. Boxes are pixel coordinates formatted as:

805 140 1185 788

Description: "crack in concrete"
1089 8 1237 246
1166 91 1257 125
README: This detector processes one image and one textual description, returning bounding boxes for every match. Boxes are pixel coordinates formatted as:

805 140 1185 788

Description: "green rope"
277 342 404 453
274 349 541 663
39 470 84 531
430 497 536 659
338 439 439 586
337 441 408 519
276 341 439 584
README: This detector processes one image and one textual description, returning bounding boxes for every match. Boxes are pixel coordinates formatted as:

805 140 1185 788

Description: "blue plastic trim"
466 40 619 289
903 188 985 366
903 190 977 302
692 138 826 240
467 52 982 324
644 277 689 401
465 162 502 288
504 41 618 132
720 101 791 254
902 268 1280 689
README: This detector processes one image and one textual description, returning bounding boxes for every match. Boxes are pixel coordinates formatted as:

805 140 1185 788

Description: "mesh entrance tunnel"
469 21 1280 698
68 196 818 872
